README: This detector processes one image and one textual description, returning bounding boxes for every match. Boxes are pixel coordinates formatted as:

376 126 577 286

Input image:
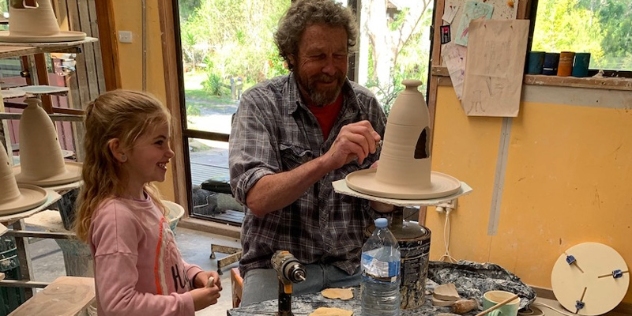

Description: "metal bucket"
366 208 431 309
395 222 431 309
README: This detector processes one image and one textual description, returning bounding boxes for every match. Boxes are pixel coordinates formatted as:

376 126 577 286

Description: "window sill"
178 217 241 239
431 66 632 92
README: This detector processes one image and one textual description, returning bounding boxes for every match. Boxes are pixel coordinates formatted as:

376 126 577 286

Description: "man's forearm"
245 156 331 217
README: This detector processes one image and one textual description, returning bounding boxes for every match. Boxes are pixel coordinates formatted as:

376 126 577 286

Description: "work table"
227 282 480 315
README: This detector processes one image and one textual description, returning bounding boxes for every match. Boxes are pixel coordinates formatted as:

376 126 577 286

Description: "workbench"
227 280 480 316
228 259 540 315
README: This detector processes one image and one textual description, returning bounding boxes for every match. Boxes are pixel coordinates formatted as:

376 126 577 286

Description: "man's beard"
297 73 344 107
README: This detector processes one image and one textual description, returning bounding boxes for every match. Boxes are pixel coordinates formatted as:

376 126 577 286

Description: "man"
229 0 390 306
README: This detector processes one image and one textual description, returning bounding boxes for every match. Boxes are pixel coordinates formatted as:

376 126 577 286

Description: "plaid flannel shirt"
229 73 387 276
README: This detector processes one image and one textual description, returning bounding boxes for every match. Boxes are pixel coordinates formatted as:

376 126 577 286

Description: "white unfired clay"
0 0 86 42
0 141 47 215
13 98 82 186
9 0 61 36
346 80 460 199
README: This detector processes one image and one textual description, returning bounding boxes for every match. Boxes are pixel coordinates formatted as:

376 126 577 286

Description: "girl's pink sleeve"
91 205 195 316
183 261 204 288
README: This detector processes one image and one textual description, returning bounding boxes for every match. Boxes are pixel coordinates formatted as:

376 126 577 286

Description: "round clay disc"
551 242 629 315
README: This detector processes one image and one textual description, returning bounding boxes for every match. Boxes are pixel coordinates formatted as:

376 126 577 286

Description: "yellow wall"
111 1 176 201
428 85 632 303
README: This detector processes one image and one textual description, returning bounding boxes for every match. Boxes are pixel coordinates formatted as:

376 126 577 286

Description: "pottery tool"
564 252 584 273
452 299 478 314
433 283 461 307
432 296 455 307
551 242 629 315
474 294 519 316
321 288 353 300
309 307 353 316
205 276 215 288
518 306 544 316
597 269 629 279
434 283 460 301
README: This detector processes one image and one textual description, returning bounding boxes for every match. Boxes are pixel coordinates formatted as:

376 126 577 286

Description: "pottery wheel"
551 242 629 315
346 169 461 199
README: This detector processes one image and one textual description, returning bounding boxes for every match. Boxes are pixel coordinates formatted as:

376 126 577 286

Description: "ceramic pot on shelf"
0 0 86 42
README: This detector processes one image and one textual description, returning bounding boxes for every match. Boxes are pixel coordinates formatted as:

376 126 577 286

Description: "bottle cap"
375 218 388 228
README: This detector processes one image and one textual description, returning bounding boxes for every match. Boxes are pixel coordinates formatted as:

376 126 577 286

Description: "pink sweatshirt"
90 196 202 316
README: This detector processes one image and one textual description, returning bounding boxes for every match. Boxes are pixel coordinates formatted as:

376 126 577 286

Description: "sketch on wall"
441 42 468 99
461 19 530 117
440 0 521 104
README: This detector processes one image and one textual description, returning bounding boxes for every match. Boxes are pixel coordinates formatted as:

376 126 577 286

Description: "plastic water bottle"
361 218 401 316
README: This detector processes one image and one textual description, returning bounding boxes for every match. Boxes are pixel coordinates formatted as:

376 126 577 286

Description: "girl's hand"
195 271 222 290
190 286 221 311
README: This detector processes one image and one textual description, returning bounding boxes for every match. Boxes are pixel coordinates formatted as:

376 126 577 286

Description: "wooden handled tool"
474 294 519 316
206 276 215 288
452 299 478 314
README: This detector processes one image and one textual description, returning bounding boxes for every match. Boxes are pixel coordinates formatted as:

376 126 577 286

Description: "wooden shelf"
0 37 98 59
523 74 632 91
0 112 83 121
431 66 632 91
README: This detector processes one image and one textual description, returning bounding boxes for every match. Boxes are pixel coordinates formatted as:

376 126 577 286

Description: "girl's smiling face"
120 121 174 197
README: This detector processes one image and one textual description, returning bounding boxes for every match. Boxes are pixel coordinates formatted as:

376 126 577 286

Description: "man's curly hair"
274 0 358 71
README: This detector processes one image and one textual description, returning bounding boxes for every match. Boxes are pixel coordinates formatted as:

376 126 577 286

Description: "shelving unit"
0 39 95 58
0 38 97 304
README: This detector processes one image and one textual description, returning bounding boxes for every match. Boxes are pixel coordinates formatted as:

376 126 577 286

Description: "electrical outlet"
118 31 133 44
435 199 458 213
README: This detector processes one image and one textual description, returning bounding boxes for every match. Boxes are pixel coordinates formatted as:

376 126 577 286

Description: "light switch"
118 31 133 44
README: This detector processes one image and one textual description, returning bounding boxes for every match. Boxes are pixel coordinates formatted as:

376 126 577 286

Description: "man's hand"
324 120 381 169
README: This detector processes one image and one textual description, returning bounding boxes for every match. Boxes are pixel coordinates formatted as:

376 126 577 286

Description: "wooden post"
158 0 190 215
421 0 447 224
34 54 54 113
94 0 122 91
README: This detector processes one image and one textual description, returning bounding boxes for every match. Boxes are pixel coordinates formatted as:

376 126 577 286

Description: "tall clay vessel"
346 80 460 199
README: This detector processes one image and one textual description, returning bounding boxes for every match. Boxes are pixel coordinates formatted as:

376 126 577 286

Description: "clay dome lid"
346 80 460 199
0 141 47 215
0 0 85 43
13 98 82 186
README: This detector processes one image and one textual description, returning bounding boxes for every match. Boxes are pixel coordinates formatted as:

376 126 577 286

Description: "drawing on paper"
454 0 494 46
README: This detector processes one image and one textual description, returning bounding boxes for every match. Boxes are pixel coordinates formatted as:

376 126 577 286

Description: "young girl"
74 90 221 315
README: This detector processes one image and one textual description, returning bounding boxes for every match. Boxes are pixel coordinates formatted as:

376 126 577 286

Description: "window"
176 0 291 225
531 0 631 73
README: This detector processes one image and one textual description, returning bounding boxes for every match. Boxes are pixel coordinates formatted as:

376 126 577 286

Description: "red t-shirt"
308 94 343 140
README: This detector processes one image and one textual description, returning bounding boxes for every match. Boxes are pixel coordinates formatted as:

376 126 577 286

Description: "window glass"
356 0 434 114
178 0 290 225
532 0 631 71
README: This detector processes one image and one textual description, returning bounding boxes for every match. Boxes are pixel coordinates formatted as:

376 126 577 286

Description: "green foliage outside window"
178 0 434 118
533 0 632 71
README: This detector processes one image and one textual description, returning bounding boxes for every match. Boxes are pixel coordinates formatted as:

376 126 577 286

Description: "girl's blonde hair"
74 90 171 243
